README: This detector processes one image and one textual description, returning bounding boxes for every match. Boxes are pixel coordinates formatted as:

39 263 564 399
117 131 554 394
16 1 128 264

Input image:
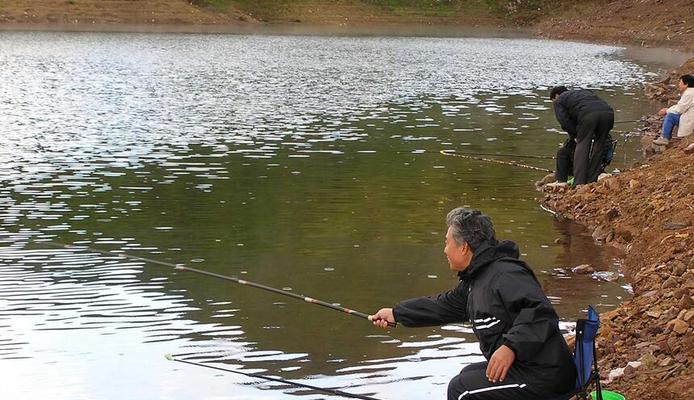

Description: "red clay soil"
535 0 694 52
541 59 694 399
0 0 251 26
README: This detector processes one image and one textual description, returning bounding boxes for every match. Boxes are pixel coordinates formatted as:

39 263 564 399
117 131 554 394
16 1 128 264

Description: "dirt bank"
2 1 694 54
540 59 694 400
0 0 504 33
534 0 694 52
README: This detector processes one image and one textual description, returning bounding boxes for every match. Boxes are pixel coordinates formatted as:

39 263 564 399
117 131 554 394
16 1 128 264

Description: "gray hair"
445 207 498 252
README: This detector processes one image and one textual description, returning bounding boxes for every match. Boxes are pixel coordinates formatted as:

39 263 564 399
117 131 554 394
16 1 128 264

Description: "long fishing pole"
165 354 382 400
439 150 553 173
45 242 395 327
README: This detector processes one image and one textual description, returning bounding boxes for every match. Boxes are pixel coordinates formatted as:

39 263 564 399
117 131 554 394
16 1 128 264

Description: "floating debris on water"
592 271 620 282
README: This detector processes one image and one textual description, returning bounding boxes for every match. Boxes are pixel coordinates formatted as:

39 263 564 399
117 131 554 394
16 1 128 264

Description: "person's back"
551 87 615 185
555 89 613 125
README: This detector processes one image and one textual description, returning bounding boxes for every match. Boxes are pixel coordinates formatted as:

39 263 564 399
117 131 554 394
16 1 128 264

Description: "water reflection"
0 32 651 399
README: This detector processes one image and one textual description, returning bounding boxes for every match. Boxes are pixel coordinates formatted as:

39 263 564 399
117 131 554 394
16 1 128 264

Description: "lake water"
0 32 655 399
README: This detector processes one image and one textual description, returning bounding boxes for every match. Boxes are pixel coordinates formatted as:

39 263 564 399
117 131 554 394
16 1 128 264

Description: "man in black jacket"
550 86 614 185
369 208 576 400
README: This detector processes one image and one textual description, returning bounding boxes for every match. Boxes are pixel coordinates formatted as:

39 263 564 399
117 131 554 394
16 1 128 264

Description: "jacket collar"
457 240 520 280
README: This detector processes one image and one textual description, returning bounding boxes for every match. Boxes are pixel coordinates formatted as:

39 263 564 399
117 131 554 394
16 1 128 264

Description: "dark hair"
550 86 568 100
681 74 694 88
446 208 498 252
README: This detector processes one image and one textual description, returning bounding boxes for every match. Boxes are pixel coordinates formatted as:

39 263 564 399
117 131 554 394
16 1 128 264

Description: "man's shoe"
652 137 670 145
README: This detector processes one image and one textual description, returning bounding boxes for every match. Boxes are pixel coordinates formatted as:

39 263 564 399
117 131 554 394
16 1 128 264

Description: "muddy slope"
533 0 694 52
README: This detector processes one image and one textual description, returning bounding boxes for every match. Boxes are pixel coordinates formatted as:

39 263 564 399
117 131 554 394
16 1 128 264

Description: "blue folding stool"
546 306 603 400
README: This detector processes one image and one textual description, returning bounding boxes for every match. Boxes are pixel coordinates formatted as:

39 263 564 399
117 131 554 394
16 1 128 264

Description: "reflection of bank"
538 218 629 320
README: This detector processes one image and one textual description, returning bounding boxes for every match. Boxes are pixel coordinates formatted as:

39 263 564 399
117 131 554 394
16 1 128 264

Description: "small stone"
640 353 657 368
668 318 689 335
572 264 595 274
605 207 620 222
592 225 612 241
646 310 661 318
662 277 679 289
663 222 688 230
604 178 620 191
629 179 641 189
683 309 694 322
658 356 673 367
672 261 687 276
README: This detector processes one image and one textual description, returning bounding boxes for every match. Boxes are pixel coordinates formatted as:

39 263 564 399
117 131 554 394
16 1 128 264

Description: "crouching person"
369 208 576 400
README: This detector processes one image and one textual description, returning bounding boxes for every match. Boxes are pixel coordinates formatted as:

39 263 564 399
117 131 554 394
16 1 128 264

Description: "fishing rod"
165 354 382 400
439 150 553 173
45 242 395 327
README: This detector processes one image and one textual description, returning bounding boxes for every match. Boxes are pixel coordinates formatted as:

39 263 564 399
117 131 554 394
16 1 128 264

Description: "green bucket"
591 390 626 400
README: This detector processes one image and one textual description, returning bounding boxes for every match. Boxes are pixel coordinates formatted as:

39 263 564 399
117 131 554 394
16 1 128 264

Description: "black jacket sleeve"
553 98 577 137
495 269 560 362
393 281 470 327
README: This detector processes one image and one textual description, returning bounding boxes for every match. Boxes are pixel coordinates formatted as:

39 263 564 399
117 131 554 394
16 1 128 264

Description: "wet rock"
592 224 612 241
535 173 555 189
572 264 595 274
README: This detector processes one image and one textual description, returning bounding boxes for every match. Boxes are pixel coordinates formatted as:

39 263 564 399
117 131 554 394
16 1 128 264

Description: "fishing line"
44 242 395 327
440 150 553 173
165 354 382 400
450 152 554 160
484 119 642 133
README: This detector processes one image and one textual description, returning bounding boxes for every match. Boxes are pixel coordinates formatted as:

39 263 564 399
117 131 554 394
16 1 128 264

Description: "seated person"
653 74 694 145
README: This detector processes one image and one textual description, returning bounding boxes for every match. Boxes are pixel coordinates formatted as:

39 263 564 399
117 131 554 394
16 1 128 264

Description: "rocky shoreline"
539 58 694 400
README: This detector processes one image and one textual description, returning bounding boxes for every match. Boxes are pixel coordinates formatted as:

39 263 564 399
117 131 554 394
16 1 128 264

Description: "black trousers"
447 362 551 400
573 111 614 185
555 139 575 183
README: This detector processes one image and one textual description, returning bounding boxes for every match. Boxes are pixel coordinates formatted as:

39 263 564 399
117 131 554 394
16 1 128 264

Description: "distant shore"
2 1 693 51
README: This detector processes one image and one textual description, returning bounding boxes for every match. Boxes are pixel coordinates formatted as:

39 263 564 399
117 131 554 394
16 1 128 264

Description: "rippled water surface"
1 32 652 399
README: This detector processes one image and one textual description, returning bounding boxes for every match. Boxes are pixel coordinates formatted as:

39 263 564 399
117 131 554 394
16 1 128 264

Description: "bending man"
550 86 614 185
369 208 576 400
